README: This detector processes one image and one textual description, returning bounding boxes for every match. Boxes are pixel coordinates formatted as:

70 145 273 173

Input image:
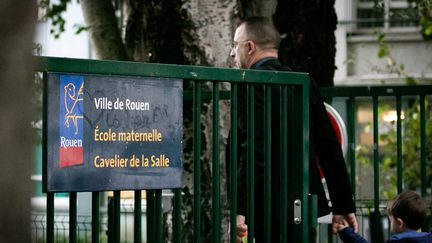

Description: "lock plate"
294 199 302 224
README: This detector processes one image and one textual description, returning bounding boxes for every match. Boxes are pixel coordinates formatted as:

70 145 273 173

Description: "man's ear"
247 41 256 54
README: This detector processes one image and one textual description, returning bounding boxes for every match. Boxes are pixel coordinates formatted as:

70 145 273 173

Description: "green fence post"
348 96 357 199
247 84 255 243
229 83 238 243
420 95 426 196
134 190 142 243
172 189 182 243
108 197 114 243
212 82 221 243
396 95 403 193
156 189 163 243
69 192 77 243
47 192 54 243
373 96 380 212
147 189 155 243
193 81 202 243
114 191 121 243
92 192 100 243
372 96 383 243
264 85 272 243
308 194 318 243
281 86 288 243
287 84 310 243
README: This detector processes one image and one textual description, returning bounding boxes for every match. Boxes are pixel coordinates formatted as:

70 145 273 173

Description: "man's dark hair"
387 191 428 230
239 16 281 49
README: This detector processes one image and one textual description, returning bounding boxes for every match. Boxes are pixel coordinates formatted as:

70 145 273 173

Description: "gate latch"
294 199 302 224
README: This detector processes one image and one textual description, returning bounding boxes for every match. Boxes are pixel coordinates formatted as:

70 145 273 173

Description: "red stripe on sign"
60 147 83 167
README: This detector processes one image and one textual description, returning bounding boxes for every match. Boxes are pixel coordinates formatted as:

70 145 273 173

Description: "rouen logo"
59 75 84 167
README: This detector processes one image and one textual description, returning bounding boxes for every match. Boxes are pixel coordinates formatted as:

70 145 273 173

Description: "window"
356 0 419 30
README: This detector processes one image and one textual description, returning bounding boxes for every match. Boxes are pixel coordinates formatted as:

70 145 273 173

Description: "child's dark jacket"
339 227 432 243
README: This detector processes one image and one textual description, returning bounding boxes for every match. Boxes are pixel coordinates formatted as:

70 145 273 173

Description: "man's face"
230 24 250 68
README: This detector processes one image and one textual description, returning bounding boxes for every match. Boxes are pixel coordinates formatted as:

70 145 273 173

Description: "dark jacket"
227 58 355 241
340 227 432 243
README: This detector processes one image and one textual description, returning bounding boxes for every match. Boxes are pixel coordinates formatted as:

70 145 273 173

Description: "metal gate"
36 56 312 243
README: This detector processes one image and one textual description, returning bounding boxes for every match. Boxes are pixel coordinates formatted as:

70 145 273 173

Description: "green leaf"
378 33 386 42
425 26 432 36
405 76 417 85
378 47 388 58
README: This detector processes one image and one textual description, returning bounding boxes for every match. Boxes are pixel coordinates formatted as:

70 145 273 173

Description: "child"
337 191 432 243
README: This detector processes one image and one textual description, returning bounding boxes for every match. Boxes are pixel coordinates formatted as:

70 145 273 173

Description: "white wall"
334 0 350 84
34 1 91 58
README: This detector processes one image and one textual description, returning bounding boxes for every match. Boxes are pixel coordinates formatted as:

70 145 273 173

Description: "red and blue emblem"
59 75 84 167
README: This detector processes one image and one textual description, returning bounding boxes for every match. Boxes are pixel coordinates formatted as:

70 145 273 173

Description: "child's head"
387 191 427 233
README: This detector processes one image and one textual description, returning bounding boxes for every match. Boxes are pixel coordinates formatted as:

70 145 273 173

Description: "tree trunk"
0 1 36 242
81 0 129 60
124 0 185 63
238 0 277 18
181 1 238 241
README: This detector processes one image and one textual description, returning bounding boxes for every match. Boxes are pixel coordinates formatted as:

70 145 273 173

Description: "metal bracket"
294 199 302 224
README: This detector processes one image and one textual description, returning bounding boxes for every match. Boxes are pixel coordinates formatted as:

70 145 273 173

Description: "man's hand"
335 219 349 233
331 213 358 234
236 215 248 243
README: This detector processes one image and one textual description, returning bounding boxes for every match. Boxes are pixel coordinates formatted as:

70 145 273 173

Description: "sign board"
44 73 183 192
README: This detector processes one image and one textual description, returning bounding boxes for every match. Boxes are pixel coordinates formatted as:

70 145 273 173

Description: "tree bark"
124 0 184 63
81 0 129 60
274 0 337 87
181 1 238 241
238 0 277 18
0 1 36 242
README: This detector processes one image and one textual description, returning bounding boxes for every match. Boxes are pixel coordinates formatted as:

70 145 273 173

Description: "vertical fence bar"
212 82 221 243
264 85 272 242
229 83 238 243
47 192 54 243
193 81 202 243
114 191 121 243
156 189 163 243
280 86 288 243
172 188 182 243
289 85 309 243
372 96 383 243
147 190 155 243
108 197 114 243
396 96 403 193
69 192 77 243
247 84 255 243
328 225 333 243
43 72 54 243
348 97 356 199
308 194 317 242
420 95 426 196
373 96 380 212
134 190 142 243
92 192 100 243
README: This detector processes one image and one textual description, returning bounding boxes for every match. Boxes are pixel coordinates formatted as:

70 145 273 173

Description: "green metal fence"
35 56 312 243
320 86 432 243
34 57 432 243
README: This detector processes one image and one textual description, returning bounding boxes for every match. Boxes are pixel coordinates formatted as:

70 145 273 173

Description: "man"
229 16 358 242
